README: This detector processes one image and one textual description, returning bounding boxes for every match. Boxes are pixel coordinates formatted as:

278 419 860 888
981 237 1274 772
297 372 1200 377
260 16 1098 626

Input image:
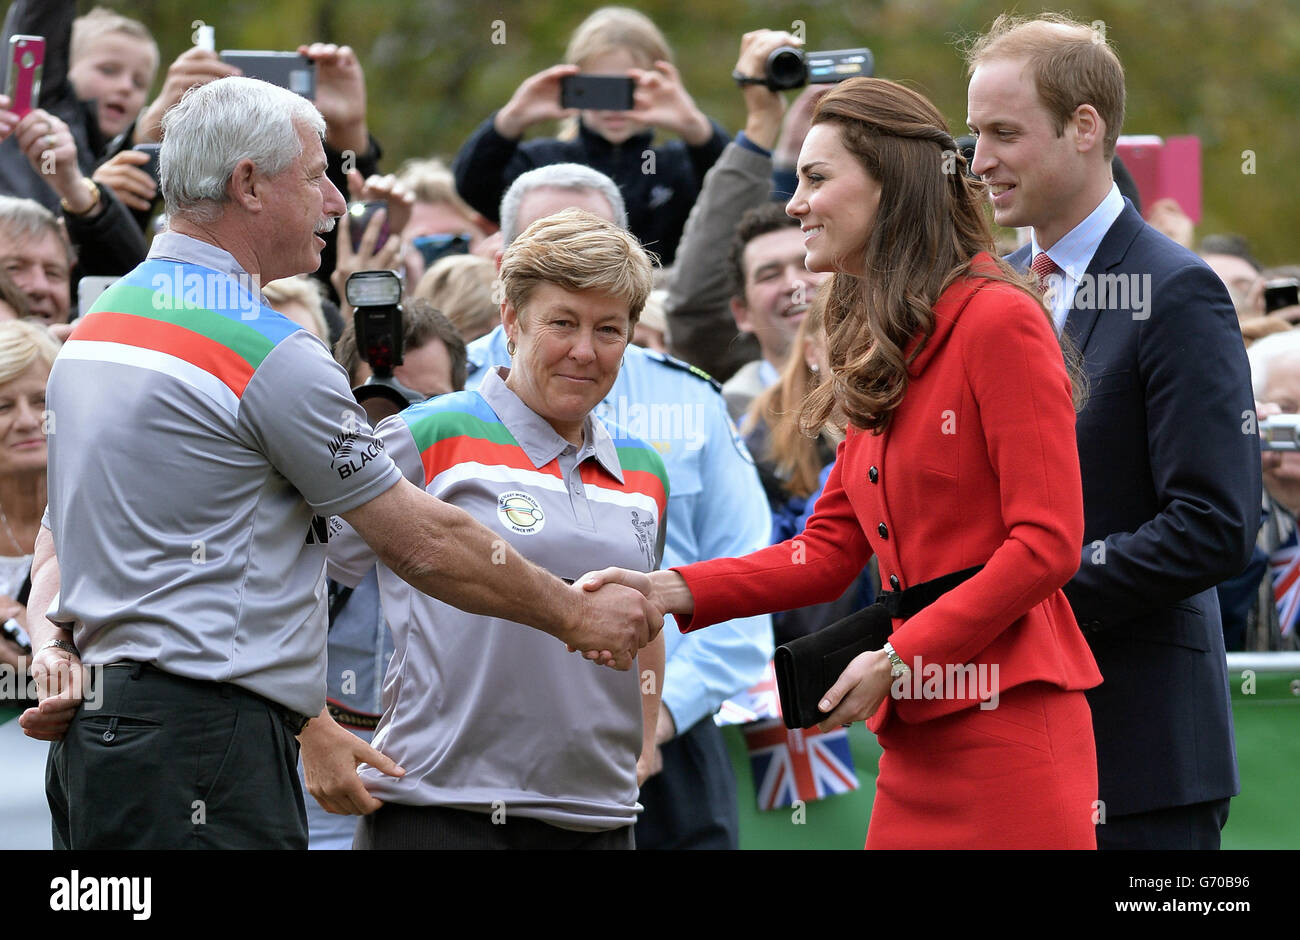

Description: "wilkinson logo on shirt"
50 870 151 920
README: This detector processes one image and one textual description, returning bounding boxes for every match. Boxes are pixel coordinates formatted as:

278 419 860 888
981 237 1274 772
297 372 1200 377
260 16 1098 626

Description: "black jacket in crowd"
452 111 728 266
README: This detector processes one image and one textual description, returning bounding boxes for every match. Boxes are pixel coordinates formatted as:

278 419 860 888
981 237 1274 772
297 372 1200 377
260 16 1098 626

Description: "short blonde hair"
413 254 497 342
0 320 60 384
71 7 159 77
565 6 672 69
500 209 652 327
263 275 328 341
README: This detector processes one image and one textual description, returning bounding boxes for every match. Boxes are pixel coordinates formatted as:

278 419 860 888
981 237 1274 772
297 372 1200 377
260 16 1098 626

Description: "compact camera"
1260 413 1300 451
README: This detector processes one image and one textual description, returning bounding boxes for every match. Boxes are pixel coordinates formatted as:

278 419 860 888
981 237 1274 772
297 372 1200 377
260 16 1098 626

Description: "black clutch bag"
774 602 893 730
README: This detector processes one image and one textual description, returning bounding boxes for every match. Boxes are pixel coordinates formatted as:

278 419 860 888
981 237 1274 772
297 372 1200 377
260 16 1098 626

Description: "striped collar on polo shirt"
147 231 269 302
479 366 623 483
1030 182 1125 331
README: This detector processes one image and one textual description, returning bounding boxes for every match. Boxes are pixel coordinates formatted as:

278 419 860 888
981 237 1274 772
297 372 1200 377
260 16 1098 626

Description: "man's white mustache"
315 217 337 235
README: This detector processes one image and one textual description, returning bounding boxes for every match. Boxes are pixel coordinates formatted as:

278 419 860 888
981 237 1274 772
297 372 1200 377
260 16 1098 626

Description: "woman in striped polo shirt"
330 209 669 849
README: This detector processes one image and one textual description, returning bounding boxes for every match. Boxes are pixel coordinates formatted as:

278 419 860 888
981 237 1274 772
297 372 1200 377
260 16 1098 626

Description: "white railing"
1226 652 1300 673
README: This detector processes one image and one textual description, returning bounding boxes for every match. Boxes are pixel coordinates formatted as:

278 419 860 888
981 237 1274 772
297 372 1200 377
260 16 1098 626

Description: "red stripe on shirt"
71 310 256 398
580 463 667 515
421 434 560 488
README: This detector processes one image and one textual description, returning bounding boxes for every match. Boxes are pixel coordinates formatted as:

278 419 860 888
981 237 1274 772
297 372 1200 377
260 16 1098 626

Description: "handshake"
564 567 690 670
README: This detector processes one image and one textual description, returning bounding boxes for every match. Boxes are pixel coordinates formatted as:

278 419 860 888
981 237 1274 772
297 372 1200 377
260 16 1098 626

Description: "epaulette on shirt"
640 349 722 393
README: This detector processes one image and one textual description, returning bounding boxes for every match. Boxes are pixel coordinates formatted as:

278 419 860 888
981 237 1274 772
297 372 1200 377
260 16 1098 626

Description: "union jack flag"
1270 535 1300 637
742 718 858 811
715 661 781 727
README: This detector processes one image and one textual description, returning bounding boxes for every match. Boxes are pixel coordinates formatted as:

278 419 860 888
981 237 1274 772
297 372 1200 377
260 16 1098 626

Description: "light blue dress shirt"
1030 182 1125 332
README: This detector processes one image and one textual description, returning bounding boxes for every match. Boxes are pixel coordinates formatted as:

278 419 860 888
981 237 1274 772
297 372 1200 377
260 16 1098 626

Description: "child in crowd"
67 7 159 143
452 6 727 266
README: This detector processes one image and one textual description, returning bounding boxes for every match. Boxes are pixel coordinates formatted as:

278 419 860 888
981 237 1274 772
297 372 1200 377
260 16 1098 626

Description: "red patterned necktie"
1031 251 1061 295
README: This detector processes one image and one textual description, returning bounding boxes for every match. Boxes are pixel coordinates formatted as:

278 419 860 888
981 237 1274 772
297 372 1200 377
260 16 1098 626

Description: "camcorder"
1260 414 1300 451
1264 278 1299 315
763 46 874 91
345 270 422 421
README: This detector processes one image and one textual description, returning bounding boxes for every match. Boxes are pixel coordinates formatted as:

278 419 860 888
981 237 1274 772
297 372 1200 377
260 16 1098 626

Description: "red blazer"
675 255 1102 727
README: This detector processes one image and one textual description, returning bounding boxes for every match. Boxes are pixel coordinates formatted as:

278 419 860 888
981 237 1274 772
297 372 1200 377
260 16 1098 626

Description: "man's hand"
637 744 663 786
330 206 403 317
1240 316 1291 343
18 646 84 741
566 577 661 671
134 48 240 145
493 64 580 140
816 648 892 733
348 169 414 242
93 149 156 212
731 29 801 150
12 110 93 213
629 61 712 146
298 708 404 815
572 568 692 667
300 43 368 154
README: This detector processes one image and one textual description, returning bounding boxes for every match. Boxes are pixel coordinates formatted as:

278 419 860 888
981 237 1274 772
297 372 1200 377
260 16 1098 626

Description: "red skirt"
867 682 1097 849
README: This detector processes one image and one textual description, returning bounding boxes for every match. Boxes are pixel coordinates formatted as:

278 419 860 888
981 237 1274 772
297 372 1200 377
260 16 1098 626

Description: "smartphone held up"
5 35 45 117
559 74 635 111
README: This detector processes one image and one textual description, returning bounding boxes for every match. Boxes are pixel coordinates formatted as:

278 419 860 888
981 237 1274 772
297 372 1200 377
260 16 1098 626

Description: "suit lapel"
1062 203 1145 352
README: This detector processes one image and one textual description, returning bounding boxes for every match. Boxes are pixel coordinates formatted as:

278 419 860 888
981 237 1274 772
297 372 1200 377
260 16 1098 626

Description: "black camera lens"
765 46 807 91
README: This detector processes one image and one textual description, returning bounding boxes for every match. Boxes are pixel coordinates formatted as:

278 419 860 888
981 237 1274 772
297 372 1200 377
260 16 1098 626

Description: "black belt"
774 564 985 729
875 565 985 620
327 700 381 730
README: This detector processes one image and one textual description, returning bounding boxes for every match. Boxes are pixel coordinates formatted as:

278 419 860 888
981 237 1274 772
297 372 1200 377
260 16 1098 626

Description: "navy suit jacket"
1009 202 1261 817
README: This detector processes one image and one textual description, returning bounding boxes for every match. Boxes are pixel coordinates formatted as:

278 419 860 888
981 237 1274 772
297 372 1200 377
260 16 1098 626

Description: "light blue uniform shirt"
467 328 774 733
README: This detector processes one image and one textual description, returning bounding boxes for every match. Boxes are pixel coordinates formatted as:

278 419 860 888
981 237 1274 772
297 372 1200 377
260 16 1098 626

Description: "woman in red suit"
589 78 1102 848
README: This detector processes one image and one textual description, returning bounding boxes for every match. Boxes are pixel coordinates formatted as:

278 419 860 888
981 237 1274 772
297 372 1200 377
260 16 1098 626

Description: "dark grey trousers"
47 662 308 849
1098 799 1232 850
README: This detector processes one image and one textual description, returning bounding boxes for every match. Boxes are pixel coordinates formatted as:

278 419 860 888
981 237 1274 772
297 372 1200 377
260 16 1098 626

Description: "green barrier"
728 671 1300 849
1224 670 1300 849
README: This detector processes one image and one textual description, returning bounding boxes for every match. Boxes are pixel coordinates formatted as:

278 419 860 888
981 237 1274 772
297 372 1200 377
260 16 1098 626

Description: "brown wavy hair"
799 78 1063 436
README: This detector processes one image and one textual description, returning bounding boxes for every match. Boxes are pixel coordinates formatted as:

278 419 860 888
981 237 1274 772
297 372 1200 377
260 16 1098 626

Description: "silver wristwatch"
39 638 78 657
882 641 910 679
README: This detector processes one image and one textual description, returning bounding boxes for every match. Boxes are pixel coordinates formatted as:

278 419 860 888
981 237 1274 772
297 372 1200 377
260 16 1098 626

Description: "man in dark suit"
965 13 1261 849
